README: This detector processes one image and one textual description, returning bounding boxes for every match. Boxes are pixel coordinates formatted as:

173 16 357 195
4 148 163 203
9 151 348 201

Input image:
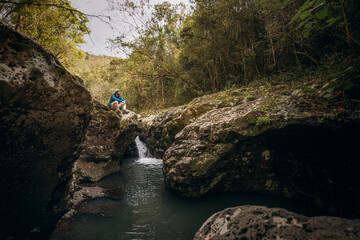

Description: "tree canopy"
94 0 357 111
0 0 89 67
2 0 359 112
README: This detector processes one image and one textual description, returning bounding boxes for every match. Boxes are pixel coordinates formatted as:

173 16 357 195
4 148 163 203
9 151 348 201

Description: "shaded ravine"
51 138 321 240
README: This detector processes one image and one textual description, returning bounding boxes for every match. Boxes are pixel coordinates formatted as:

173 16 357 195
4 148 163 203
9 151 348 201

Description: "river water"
52 137 318 240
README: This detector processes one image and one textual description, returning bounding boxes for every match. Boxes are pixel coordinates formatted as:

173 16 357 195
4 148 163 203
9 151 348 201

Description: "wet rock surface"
73 158 121 182
72 101 140 183
51 183 123 239
194 205 360 240
0 22 92 239
72 183 123 206
67 101 141 233
140 107 182 158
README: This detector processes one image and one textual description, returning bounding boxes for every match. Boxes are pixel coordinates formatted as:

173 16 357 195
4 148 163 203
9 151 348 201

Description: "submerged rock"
72 101 140 183
51 184 123 239
162 84 360 217
0 22 92 239
72 185 122 206
194 206 360 240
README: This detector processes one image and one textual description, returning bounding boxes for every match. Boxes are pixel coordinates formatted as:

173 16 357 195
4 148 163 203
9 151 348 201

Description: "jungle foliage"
93 0 359 112
1 0 359 112
0 0 89 68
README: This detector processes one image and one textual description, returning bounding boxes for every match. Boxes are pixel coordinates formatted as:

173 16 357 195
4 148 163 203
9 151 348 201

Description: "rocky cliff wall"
0 22 92 239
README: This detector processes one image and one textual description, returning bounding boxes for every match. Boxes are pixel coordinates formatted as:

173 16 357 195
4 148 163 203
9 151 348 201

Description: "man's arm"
113 95 126 103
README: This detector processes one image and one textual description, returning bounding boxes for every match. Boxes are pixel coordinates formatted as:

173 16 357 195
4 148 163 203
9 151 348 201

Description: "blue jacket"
108 94 126 107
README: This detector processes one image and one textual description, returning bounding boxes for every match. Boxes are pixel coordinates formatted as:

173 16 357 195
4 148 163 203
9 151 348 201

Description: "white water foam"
135 136 152 159
135 136 162 166
136 157 162 166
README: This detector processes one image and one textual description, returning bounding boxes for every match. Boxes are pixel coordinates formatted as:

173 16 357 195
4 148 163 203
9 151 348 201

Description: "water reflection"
51 138 319 240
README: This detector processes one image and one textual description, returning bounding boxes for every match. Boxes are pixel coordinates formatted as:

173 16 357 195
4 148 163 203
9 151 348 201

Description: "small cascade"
135 136 152 159
134 136 162 166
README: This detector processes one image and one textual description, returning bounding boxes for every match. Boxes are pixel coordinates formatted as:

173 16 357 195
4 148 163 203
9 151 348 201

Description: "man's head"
114 89 120 96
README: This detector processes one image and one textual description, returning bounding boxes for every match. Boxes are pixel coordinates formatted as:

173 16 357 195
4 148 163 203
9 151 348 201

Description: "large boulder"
0 22 92 239
163 81 360 217
140 107 182 158
194 205 360 240
72 101 140 182
140 90 242 157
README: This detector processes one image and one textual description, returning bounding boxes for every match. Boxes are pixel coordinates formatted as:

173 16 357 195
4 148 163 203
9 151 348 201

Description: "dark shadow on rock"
0 22 92 239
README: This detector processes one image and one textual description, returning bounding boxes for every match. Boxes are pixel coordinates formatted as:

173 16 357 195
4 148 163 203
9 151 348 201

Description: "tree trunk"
205 62 215 91
268 28 276 65
294 51 318 65
251 41 260 77
161 80 165 107
341 0 351 47
294 48 302 69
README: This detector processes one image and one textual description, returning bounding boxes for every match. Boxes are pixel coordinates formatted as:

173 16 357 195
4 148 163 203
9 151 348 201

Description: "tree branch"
0 0 111 22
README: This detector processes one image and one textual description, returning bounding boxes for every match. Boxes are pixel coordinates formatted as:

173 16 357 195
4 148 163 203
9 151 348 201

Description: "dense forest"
1 0 359 112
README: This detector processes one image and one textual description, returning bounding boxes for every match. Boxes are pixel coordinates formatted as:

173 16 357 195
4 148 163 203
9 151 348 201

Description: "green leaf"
298 21 306 28
314 0 326 6
304 28 310 38
305 22 312 29
315 7 328 20
326 17 336 23
300 10 310 20
300 0 314 12
290 0 314 24
325 17 338 27
290 11 302 24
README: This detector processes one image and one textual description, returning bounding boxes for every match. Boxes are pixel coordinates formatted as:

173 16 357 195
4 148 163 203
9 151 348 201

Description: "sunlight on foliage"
2 0 358 113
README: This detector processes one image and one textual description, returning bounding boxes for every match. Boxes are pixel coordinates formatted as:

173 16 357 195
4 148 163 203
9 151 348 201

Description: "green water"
51 157 318 240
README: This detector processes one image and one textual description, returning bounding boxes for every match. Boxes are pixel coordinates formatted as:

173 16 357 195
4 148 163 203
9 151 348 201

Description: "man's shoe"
122 110 129 114
116 110 122 117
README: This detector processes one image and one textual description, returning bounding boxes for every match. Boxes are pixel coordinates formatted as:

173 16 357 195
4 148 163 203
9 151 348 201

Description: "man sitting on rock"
108 89 129 116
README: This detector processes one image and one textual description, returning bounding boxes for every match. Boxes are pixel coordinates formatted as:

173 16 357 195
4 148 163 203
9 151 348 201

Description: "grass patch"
255 116 273 126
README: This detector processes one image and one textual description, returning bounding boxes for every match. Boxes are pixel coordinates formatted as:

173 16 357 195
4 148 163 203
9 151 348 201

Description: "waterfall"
135 136 152 159
134 136 162 166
